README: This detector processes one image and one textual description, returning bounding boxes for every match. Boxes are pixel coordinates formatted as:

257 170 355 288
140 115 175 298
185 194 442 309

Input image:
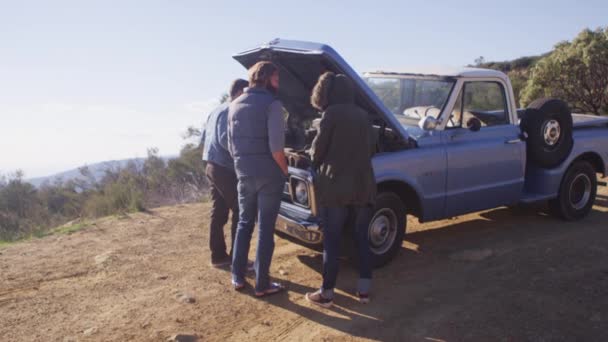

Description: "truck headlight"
293 180 309 206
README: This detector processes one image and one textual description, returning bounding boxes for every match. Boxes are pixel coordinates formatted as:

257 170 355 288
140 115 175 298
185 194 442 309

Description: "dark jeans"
205 162 239 262
320 205 373 298
231 176 284 292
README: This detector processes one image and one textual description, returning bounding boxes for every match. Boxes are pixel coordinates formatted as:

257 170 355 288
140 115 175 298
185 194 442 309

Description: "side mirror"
419 116 438 131
466 117 482 132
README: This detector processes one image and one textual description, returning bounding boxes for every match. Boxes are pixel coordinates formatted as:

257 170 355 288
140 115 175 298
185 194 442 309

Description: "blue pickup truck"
233 39 608 266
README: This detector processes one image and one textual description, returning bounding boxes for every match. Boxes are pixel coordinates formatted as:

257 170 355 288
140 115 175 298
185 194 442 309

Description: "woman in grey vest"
228 61 288 297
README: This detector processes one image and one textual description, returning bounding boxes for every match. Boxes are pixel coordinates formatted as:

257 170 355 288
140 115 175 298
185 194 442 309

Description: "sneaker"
356 292 370 304
305 290 333 308
210 256 231 268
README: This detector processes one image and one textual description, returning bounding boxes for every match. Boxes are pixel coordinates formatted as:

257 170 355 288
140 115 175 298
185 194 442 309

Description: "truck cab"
364 69 526 217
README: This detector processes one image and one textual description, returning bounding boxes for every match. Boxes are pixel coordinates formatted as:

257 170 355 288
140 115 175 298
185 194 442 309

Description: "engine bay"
284 117 414 169
233 46 415 165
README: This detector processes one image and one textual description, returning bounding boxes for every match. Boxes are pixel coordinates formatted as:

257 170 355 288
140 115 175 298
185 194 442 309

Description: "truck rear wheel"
367 192 406 268
521 98 573 168
549 161 597 220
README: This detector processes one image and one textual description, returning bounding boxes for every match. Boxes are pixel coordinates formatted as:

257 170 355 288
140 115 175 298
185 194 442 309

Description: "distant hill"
475 53 548 73
27 156 174 187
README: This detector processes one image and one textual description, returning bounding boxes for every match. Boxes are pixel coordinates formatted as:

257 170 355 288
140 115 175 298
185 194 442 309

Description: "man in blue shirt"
201 79 248 267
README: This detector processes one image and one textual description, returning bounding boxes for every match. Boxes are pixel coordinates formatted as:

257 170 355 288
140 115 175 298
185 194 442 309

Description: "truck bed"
572 113 608 128
516 109 608 128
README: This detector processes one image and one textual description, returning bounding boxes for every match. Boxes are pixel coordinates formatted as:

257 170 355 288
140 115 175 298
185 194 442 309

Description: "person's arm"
217 109 229 151
267 100 288 176
200 109 215 149
310 110 334 168
272 151 288 176
227 110 235 157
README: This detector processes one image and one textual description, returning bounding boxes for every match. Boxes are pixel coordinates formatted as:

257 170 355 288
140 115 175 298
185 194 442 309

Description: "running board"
519 192 556 204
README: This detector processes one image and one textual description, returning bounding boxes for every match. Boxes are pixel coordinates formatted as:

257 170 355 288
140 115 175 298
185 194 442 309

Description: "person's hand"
308 167 317 179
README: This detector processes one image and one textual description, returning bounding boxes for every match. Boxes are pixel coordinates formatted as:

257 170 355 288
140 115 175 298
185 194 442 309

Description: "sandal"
254 282 285 297
232 280 245 291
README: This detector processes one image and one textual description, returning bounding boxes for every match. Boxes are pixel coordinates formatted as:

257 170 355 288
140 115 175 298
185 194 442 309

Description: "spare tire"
520 98 573 168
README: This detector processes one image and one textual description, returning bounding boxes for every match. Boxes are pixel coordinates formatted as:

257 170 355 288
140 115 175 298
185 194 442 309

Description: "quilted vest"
228 87 283 179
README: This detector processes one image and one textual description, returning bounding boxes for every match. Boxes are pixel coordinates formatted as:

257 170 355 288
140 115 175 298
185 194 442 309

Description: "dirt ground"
1 186 608 342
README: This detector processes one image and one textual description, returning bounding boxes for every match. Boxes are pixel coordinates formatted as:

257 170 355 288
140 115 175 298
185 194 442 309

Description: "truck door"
443 81 525 217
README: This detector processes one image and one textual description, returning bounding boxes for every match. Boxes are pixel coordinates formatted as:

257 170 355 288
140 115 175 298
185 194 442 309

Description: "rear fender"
524 150 606 200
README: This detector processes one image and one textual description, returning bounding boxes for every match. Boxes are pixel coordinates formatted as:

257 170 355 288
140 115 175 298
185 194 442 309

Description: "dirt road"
1 186 608 341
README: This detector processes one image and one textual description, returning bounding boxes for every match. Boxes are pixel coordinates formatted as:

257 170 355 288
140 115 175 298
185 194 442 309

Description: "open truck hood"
233 39 409 141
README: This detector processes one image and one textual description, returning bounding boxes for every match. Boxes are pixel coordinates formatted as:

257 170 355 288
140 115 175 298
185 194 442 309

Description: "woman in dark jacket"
305 72 376 308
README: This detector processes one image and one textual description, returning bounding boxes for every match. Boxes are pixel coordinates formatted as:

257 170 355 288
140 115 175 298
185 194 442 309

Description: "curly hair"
311 71 336 111
248 61 278 89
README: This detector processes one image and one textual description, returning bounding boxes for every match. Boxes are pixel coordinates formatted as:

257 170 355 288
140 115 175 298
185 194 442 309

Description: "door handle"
505 138 522 144
505 131 529 144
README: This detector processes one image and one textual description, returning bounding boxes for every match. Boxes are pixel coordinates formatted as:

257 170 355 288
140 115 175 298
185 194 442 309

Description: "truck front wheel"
368 192 407 268
549 161 597 220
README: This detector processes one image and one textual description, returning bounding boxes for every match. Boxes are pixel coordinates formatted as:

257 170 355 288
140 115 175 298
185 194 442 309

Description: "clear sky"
1 0 606 177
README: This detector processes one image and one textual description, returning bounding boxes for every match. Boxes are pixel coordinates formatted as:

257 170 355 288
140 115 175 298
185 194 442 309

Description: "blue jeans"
320 205 373 299
231 176 284 292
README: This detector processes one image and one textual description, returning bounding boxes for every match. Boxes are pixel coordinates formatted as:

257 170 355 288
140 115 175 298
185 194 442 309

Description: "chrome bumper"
276 214 322 244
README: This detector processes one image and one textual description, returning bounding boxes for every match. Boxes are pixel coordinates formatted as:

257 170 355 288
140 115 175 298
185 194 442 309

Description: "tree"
184 92 229 143
143 147 169 195
0 172 49 239
219 92 229 104
521 27 608 114
166 144 206 201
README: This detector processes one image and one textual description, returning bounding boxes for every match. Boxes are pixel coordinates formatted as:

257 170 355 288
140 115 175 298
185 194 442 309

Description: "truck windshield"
365 77 455 126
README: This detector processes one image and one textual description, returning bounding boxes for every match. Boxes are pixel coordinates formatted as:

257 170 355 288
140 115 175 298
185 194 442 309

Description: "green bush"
1 135 209 242
521 27 608 114
83 170 145 217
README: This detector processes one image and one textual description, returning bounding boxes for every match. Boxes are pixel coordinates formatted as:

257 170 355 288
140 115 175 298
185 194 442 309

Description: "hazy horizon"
2 0 607 178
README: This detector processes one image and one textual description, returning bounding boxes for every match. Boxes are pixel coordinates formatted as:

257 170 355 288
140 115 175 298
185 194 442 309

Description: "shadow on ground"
275 201 608 340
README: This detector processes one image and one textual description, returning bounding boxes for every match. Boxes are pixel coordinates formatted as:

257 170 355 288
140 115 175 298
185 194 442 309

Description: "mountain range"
26 156 174 187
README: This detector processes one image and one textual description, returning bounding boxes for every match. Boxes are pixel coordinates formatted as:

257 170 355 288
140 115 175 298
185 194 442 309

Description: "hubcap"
569 173 591 210
542 119 561 147
368 208 398 255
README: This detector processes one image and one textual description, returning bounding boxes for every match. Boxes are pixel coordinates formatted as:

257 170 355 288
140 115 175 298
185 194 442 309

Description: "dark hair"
311 72 336 111
248 61 278 89
229 79 248 100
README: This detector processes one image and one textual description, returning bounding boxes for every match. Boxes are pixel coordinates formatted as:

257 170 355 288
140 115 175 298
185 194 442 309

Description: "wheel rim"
542 119 561 147
569 173 592 210
368 208 398 255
